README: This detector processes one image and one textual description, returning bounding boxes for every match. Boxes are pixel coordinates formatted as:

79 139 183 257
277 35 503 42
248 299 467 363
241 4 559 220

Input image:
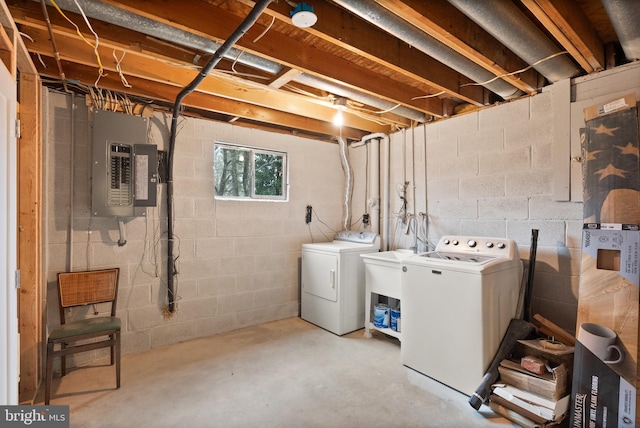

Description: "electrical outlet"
363 213 369 226
306 205 312 224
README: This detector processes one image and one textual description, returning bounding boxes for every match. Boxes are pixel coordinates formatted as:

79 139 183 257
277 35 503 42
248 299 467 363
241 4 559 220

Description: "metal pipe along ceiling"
42 0 427 123
45 0 281 74
293 74 427 123
331 0 522 100
446 0 580 83
601 0 640 61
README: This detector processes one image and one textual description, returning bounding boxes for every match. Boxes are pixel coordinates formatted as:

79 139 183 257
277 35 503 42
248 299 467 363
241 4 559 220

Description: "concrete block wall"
371 92 583 334
43 90 346 368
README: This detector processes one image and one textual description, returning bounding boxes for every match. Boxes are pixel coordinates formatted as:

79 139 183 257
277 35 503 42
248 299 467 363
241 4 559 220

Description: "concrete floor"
40 317 518 428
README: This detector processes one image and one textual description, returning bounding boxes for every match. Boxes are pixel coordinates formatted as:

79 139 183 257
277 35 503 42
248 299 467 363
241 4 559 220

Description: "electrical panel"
92 110 157 217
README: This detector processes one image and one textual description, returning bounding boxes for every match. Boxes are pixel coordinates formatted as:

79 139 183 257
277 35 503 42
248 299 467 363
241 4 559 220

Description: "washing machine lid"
402 235 521 273
403 251 519 274
422 251 496 265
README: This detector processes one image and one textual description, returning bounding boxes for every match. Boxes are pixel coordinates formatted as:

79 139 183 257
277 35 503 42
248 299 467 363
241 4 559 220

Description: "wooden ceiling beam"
236 0 485 105
36 57 369 141
0 19 15 75
521 0 605 73
17 23 396 133
10 0 410 127
1 0 35 75
373 0 540 93
96 0 449 115
268 68 303 89
8 0 206 66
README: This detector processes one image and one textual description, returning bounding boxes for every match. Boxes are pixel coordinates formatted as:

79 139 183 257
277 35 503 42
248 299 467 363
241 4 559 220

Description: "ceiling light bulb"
290 3 317 28
333 109 344 126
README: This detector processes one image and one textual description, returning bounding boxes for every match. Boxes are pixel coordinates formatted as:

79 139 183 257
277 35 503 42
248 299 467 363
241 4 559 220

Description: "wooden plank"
7 1 206 67
1 0 43 403
374 0 539 94
234 0 485 106
0 23 15 78
20 25 396 132
11 2 410 132
37 57 372 141
96 0 449 114
17 72 42 403
0 0 36 75
522 0 605 73
268 68 302 88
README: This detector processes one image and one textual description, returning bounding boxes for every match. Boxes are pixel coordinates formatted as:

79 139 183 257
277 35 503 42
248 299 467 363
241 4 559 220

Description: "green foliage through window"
214 143 287 200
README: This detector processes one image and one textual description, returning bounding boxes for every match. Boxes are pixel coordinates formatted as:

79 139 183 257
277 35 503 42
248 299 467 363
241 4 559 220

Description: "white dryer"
301 230 380 335
400 235 522 396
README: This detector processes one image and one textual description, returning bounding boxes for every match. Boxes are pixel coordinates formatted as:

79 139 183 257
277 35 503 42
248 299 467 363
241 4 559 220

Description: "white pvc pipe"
352 133 389 245
422 124 430 249
385 135 391 250
369 139 380 234
338 136 353 231
411 126 417 218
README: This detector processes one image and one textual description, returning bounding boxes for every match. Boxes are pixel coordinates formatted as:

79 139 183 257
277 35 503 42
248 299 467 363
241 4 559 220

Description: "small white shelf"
366 322 401 340
361 251 405 342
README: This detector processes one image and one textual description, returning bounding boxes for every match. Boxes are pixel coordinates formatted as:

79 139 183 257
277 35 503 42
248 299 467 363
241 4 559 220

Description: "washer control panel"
437 235 514 257
334 230 379 244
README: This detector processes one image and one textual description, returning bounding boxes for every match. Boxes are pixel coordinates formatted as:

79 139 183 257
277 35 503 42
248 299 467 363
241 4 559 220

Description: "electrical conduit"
166 0 273 313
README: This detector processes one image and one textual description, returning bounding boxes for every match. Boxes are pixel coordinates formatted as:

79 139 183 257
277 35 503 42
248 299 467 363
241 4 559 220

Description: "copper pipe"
40 0 69 92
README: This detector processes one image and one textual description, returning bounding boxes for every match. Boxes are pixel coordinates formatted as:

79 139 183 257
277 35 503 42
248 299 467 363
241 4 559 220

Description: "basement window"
213 143 288 201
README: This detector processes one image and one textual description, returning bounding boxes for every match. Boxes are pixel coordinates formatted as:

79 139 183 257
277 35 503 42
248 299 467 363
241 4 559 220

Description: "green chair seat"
49 316 121 341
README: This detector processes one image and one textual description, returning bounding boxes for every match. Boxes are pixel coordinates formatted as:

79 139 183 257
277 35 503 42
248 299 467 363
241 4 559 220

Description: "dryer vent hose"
338 136 353 231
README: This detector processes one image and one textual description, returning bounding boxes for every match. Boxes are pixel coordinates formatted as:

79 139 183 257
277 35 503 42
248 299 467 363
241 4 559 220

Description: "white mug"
578 323 624 364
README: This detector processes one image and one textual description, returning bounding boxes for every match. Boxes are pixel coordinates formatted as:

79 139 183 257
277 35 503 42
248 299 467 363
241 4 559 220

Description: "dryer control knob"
486 242 494 248
452 240 459 245
497 242 506 249
467 240 477 248
443 239 450 245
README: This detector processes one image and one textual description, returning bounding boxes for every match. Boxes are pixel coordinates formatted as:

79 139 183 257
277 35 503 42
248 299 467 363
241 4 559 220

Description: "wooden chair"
45 268 121 404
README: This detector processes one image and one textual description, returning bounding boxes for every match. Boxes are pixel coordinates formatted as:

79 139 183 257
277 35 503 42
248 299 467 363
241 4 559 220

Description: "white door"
0 59 18 405
301 251 338 302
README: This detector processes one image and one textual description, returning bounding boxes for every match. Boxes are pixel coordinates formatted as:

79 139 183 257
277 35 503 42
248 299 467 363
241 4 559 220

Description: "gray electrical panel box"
91 110 157 217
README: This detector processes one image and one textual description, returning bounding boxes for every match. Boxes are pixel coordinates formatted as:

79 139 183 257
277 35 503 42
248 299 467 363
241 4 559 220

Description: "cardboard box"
584 93 637 122
570 343 636 427
581 94 640 225
571 224 639 427
577 95 640 426
577 224 639 384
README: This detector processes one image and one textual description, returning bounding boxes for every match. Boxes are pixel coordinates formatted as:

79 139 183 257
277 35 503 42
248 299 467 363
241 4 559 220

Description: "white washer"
301 230 380 335
400 235 522 396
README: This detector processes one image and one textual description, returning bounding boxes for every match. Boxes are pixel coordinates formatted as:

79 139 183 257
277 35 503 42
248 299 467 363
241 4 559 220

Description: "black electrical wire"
166 0 274 313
